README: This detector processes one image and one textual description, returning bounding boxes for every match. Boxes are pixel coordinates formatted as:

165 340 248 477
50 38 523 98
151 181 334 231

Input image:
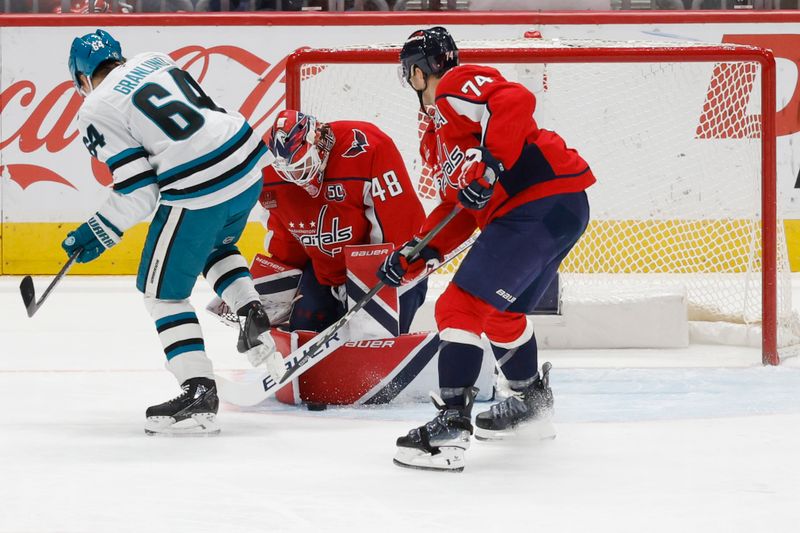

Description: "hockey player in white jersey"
63 29 278 435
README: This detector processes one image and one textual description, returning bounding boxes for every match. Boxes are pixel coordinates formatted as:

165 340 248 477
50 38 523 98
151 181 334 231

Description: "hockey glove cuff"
377 238 443 287
62 213 123 263
457 147 504 210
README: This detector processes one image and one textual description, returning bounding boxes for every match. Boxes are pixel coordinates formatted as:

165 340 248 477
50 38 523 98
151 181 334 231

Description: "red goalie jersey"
260 121 426 287
422 64 597 255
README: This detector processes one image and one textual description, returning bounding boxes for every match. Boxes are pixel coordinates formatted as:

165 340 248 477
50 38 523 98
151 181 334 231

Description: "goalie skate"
145 377 221 436
393 387 477 473
474 362 555 442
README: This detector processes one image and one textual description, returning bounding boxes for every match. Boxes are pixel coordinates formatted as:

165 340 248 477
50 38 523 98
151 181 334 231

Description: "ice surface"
1 277 799 533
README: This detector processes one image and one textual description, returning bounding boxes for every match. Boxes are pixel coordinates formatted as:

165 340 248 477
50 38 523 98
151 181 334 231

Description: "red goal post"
285 40 782 365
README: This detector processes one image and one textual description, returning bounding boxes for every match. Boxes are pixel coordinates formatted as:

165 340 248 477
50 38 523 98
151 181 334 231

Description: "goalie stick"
216 206 471 407
19 248 82 318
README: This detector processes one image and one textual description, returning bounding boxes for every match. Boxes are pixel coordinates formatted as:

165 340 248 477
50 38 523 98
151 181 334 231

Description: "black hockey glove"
377 238 443 287
457 146 504 210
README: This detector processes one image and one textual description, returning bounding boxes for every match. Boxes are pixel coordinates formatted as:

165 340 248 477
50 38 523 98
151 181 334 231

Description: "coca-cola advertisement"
3 15 800 274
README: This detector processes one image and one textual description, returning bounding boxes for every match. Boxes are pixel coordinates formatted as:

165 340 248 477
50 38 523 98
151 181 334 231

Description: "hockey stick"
215 228 476 407
216 205 468 406
20 248 82 318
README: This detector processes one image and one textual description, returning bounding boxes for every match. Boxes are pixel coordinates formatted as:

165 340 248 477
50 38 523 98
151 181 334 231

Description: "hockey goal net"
285 38 797 365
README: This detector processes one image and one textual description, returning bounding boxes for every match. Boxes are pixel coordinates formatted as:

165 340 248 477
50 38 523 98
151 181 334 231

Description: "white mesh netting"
290 39 799 356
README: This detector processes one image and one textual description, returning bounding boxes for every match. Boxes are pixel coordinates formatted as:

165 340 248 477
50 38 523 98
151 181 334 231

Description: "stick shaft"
279 205 464 383
22 249 81 317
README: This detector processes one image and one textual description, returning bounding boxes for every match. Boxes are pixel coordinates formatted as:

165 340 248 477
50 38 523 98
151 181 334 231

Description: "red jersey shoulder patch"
342 128 370 158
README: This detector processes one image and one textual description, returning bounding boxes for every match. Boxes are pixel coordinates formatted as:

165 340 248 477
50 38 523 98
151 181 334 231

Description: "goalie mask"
267 110 335 198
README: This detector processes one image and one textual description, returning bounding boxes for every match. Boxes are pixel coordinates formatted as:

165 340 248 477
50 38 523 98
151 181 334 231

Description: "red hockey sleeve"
436 67 537 170
419 201 478 257
479 84 536 170
366 136 427 248
262 207 309 270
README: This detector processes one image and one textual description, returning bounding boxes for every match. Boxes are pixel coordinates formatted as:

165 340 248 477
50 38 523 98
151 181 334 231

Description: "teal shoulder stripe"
107 147 147 168
160 144 268 202
158 123 252 182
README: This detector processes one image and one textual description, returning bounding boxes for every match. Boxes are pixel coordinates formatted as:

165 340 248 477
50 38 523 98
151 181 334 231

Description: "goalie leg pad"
205 296 241 329
251 254 302 326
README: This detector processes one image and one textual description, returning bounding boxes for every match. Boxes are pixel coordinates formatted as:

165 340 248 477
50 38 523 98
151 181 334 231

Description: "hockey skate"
237 301 285 382
393 387 478 473
145 377 220 436
474 362 556 442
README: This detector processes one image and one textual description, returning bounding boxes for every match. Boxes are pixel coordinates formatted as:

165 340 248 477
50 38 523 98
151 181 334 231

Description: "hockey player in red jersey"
378 27 595 471
209 110 429 367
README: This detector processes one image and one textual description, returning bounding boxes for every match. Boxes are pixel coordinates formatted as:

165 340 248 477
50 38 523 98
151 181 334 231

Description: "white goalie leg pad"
251 254 302 326
393 446 467 473
145 413 220 436
205 296 241 329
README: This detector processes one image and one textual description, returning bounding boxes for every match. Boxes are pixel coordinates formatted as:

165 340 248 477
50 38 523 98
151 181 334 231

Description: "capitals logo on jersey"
427 104 448 129
439 138 465 184
290 205 353 258
342 129 369 158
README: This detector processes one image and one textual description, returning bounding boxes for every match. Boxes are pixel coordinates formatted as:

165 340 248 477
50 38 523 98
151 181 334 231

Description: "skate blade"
475 418 557 442
144 413 221 436
393 446 465 472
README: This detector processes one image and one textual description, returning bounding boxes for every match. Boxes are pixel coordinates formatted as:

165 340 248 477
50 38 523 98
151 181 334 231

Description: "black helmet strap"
411 64 429 112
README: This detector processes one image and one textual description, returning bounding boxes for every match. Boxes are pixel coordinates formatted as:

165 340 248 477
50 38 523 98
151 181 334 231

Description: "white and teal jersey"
77 52 272 232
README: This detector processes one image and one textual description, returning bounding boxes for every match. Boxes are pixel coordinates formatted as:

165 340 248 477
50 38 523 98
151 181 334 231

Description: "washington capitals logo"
343 129 369 158
293 205 353 258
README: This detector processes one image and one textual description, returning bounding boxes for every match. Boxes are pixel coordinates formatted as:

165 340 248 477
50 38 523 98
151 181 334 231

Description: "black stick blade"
19 276 37 318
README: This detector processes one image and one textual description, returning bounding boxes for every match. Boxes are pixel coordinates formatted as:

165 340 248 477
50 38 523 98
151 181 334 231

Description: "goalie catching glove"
377 237 442 287
457 146 504 211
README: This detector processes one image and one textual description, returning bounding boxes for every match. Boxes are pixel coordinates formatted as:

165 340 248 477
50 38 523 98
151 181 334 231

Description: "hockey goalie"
207 110 496 403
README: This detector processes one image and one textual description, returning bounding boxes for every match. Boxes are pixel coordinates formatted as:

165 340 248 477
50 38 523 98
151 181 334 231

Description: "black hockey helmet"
399 26 459 83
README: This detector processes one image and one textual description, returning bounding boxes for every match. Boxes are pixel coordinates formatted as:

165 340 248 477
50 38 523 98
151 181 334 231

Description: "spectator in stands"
207 0 303 10
44 0 192 11
47 0 132 12
139 0 195 10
